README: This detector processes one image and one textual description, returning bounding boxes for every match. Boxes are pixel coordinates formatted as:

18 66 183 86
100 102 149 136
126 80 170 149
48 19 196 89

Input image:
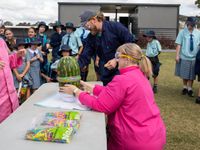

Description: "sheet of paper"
34 92 89 111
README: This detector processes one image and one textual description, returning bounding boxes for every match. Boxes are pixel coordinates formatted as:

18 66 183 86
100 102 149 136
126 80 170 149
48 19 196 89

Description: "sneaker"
182 88 188 95
188 90 194 97
195 97 200 104
153 86 157 94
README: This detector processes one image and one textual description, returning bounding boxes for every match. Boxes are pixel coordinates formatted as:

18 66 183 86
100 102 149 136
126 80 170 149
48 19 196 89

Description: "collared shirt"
145 39 162 57
74 26 90 40
61 32 83 55
175 27 200 60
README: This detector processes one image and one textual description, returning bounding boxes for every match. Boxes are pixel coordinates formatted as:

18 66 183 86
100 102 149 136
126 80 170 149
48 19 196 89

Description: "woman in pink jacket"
60 43 166 150
0 38 25 123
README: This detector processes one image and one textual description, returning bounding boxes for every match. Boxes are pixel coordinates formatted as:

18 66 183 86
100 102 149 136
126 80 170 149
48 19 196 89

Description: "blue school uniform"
28 48 43 89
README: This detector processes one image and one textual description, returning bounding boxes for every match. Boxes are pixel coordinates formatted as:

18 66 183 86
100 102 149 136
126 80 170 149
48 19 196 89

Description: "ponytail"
139 55 152 78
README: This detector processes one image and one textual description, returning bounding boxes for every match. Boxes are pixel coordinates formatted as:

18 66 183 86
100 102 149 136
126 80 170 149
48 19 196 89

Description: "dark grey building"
58 2 180 40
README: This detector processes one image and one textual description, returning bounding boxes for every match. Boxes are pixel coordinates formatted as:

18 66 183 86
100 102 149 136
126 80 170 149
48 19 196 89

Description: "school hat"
58 44 72 56
65 22 76 31
29 37 41 46
15 38 28 48
37 21 49 31
186 17 197 27
79 10 96 26
53 21 64 31
143 30 157 39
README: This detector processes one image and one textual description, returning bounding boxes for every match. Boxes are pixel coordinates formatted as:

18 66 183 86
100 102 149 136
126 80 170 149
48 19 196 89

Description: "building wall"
59 4 100 26
137 6 178 40
138 6 178 28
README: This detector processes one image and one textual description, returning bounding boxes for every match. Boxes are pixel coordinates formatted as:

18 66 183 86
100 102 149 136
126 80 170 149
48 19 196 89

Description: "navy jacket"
79 21 135 85
50 31 65 62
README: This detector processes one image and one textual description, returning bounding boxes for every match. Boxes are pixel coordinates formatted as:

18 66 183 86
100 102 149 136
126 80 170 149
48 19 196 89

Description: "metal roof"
58 2 180 7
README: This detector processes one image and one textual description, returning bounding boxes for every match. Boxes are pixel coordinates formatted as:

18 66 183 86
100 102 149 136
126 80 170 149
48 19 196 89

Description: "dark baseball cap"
79 10 96 26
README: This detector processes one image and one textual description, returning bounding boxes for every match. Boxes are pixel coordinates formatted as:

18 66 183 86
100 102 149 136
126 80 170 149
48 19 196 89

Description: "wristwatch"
73 88 79 97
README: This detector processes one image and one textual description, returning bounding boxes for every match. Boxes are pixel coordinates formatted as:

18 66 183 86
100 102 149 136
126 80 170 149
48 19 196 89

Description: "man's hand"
104 58 117 70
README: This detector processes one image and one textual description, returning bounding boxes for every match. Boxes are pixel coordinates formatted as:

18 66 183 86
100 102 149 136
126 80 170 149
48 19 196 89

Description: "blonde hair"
117 43 152 77
95 11 105 22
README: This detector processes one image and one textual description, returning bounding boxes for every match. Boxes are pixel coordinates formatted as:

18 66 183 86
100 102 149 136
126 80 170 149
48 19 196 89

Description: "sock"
183 85 187 89
188 87 192 91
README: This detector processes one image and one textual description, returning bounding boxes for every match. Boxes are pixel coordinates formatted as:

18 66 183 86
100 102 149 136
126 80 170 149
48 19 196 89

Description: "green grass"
87 52 200 150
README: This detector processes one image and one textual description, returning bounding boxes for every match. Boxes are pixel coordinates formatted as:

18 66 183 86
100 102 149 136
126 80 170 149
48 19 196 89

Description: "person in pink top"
0 38 25 123
60 43 166 150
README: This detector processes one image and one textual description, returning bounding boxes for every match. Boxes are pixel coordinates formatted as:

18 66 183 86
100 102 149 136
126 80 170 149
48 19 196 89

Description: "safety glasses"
115 52 140 62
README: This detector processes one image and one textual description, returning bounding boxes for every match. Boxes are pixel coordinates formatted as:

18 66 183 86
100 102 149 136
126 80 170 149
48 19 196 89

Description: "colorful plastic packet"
41 111 81 128
26 126 74 144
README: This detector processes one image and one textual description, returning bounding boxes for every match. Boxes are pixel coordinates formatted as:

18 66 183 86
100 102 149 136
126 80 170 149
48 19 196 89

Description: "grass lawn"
87 52 200 150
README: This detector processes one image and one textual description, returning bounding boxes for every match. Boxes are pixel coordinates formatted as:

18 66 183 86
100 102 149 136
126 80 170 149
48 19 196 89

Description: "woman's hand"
17 49 26 58
59 84 77 95
0 61 5 70
80 80 94 93
104 58 117 70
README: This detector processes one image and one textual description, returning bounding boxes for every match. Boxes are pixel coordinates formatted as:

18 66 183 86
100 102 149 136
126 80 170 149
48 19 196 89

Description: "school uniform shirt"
74 26 90 41
145 39 162 57
60 32 83 55
175 27 200 61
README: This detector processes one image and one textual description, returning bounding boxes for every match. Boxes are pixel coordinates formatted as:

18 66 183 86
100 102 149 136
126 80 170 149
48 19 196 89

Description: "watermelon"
57 56 81 87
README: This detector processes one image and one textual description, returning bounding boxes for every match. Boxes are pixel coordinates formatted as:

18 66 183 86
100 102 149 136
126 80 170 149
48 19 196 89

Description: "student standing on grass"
143 30 162 93
60 43 166 150
60 22 83 59
0 38 25 123
27 38 43 93
78 11 135 85
175 17 200 97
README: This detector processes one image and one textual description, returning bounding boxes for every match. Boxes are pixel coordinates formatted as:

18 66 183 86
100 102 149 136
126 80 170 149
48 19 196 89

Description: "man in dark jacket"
79 11 135 85
50 21 65 63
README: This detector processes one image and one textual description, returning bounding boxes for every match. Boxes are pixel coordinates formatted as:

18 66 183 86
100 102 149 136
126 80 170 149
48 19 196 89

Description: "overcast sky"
0 0 199 24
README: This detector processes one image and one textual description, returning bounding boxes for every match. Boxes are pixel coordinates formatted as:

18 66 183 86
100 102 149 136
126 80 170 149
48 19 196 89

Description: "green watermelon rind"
57 75 81 83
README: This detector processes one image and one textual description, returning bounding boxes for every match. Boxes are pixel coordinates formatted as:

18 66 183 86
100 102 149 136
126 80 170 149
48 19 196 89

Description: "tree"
4 21 13 26
195 0 200 8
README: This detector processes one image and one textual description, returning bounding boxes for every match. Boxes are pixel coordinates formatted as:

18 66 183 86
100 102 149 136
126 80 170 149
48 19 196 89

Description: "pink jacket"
0 39 22 123
79 66 166 150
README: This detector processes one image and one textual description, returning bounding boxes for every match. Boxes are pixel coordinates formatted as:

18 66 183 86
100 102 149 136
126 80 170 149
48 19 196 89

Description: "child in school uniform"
28 38 43 92
60 22 83 59
25 27 37 44
37 21 52 83
143 30 162 93
51 44 72 78
12 38 32 101
175 17 200 97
